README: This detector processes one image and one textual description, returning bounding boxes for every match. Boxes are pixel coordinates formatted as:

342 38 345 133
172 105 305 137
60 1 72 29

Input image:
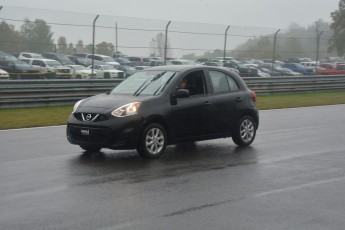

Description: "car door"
170 69 213 140
207 70 244 134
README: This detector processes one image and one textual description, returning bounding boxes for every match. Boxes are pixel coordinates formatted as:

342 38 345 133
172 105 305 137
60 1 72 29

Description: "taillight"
253 91 257 103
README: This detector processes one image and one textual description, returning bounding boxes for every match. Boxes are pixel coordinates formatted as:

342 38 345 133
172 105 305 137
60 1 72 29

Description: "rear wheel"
232 116 256 146
137 123 167 159
79 144 101 152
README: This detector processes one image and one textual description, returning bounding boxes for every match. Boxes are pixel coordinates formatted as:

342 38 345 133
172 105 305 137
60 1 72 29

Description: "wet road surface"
1 104 345 229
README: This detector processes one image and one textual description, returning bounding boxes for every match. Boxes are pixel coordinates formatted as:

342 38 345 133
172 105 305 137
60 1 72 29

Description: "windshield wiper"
153 73 176 96
133 71 166 96
132 77 153 96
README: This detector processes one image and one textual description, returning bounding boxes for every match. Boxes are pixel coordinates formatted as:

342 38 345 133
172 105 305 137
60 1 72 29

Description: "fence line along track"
1 76 345 108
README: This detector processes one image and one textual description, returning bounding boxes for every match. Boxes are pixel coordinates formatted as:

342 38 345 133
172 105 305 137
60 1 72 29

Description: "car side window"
226 75 240 91
209 70 239 93
209 71 230 93
95 56 103 61
180 70 206 96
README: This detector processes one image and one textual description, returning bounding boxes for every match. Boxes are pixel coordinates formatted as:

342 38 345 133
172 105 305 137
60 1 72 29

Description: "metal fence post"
315 23 324 74
223 25 230 67
272 29 281 70
164 21 171 65
115 22 118 55
92 15 100 76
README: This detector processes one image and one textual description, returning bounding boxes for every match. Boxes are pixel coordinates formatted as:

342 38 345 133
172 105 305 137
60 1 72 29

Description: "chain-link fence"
0 6 337 61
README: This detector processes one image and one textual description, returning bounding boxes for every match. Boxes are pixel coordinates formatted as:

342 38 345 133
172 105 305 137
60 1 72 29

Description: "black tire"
79 144 101 152
137 123 167 159
232 116 256 146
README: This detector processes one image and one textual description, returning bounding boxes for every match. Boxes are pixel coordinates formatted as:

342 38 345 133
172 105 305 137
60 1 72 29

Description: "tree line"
0 18 116 56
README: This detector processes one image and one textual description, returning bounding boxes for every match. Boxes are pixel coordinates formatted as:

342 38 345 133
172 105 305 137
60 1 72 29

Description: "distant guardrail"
1 75 345 108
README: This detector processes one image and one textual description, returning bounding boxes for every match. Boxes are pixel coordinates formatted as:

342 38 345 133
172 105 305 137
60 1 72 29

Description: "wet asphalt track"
1 104 345 230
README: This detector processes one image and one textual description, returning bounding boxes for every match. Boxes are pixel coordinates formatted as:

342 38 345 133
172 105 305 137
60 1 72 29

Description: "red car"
317 63 345 75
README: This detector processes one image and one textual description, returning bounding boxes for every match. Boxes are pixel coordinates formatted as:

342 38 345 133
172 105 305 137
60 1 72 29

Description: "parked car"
86 54 120 67
281 63 312 75
127 56 151 66
67 65 101 79
0 51 40 79
0 68 9 79
318 63 345 75
20 58 73 79
67 55 104 67
243 64 270 77
66 65 259 159
114 57 132 66
41 52 75 65
116 65 137 77
89 64 125 78
73 53 89 58
274 67 303 76
224 60 258 77
18 52 43 59
168 59 194 65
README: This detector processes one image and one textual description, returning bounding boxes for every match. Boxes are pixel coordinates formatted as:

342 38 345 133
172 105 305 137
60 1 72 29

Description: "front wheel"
137 123 167 159
232 116 256 146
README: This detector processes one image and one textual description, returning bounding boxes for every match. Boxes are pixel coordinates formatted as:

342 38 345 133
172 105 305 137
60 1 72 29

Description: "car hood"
79 93 150 111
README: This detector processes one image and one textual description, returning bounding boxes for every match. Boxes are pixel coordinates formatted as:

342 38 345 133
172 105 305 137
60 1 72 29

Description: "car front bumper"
66 113 143 150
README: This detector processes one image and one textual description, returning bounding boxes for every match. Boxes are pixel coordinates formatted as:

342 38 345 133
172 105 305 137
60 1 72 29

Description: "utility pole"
315 22 324 75
115 22 118 55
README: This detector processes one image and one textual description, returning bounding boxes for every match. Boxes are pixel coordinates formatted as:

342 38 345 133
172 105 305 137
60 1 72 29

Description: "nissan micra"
67 65 259 159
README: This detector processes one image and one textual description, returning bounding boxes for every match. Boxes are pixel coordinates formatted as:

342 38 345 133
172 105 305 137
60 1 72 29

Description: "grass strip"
1 90 345 130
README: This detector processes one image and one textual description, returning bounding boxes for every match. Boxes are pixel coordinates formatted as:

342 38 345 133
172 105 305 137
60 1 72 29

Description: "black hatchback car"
67 65 259 159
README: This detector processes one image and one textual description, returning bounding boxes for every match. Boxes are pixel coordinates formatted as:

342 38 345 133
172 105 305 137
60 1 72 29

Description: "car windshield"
111 70 176 96
56 54 70 61
103 56 115 62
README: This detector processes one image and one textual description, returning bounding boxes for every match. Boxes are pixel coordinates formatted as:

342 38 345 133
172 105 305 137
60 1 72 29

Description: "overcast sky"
0 0 341 57
1 0 339 28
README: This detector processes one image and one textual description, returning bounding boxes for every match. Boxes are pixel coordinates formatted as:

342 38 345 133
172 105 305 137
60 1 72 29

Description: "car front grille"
58 69 71 73
118 72 124 78
74 113 108 122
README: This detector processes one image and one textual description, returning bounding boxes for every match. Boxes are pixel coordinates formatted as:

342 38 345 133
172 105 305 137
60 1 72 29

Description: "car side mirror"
175 89 190 98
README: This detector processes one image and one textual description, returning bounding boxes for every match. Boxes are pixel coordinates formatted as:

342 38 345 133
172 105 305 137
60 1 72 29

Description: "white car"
0 68 10 79
20 58 73 78
89 64 125 78
18 52 43 59
67 65 101 79
86 54 120 67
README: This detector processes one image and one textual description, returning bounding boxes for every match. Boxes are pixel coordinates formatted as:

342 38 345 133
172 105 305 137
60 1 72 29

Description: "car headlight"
111 102 141 117
72 99 83 113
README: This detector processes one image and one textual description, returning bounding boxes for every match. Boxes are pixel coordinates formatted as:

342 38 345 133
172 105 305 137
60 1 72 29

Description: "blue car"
281 63 313 75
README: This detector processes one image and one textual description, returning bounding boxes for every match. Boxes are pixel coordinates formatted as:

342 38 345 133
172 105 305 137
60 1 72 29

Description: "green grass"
0 105 73 130
257 90 345 110
1 90 345 130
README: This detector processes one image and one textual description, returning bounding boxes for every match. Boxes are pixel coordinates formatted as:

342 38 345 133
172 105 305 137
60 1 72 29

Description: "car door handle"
236 97 243 102
204 101 211 105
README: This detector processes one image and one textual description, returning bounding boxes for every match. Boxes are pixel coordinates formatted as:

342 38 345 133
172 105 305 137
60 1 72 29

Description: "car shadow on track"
67 140 259 185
